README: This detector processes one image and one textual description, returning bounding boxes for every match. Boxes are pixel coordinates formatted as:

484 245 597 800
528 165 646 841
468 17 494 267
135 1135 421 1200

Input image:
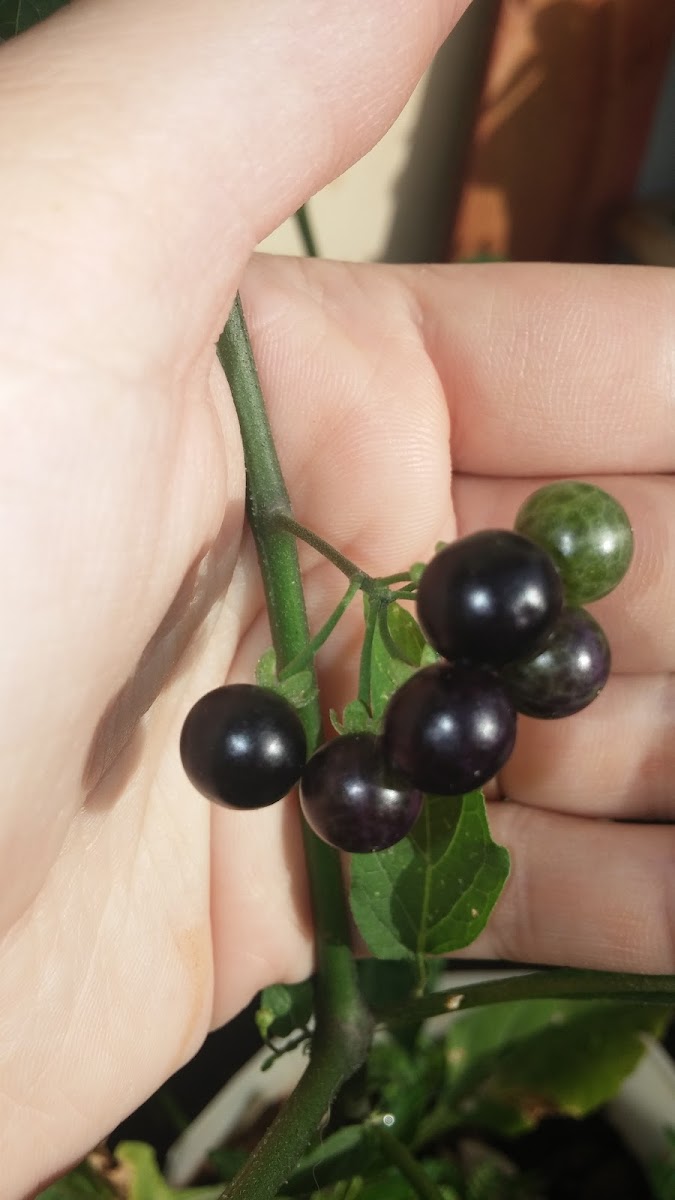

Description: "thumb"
0 0 468 348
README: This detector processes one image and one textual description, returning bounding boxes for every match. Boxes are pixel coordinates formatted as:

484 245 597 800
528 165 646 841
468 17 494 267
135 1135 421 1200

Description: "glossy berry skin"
416 529 563 667
180 684 306 809
515 481 633 606
500 608 611 719
382 663 517 796
299 733 423 854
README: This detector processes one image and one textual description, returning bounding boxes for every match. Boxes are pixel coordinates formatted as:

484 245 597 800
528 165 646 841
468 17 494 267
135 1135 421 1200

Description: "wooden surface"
448 0 675 262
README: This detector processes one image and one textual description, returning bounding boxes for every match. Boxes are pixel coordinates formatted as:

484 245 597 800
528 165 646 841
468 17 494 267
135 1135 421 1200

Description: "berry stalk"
277 575 363 682
216 295 373 1200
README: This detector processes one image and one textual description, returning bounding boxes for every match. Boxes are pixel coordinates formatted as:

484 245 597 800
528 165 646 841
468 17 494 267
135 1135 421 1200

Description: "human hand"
0 0 672 1193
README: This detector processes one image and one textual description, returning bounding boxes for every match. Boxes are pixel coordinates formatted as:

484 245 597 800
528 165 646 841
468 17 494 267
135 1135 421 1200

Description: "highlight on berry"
180 683 307 810
179 480 632 854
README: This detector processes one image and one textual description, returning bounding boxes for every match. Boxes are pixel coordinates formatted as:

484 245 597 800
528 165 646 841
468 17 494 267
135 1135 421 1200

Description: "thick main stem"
217 296 373 1200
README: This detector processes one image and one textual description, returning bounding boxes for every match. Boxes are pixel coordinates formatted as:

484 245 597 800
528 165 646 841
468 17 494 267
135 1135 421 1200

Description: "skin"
0 0 672 1193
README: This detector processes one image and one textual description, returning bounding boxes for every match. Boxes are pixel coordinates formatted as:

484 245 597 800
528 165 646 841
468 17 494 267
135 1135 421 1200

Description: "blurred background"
261 0 675 267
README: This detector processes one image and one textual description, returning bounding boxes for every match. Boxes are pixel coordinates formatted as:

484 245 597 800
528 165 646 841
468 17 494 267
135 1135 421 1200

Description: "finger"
468 803 675 973
240 256 455 578
453 473 675 674
413 261 675 474
0 0 467 353
241 258 674 554
500 674 675 821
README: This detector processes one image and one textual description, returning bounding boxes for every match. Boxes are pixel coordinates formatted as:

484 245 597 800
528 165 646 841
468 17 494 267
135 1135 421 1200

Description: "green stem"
378 572 412 586
377 604 400 664
294 203 319 258
278 576 362 681
358 598 378 711
375 968 675 1027
272 511 369 587
371 1125 450 1200
217 296 373 1200
272 513 418 616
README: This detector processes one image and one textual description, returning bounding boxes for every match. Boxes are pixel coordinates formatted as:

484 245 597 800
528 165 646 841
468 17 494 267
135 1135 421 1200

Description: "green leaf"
476 1001 670 1133
369 604 426 720
34 1163 115 1200
298 1146 461 1200
383 604 426 666
324 1166 458 1200
277 668 317 709
255 647 277 688
359 958 447 1054
414 998 577 1147
255 980 314 1041
347 1175 403 1200
36 1145 226 1200
0 0 67 40
445 998 574 1100
115 1143 225 1199
255 647 317 710
349 791 510 959
330 699 377 736
423 1000 670 1142
207 1146 247 1183
356 960 420 1012
419 642 441 667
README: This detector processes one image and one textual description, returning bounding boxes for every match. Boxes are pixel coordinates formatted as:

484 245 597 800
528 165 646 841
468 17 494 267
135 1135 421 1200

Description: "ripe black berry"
180 684 307 809
299 733 423 853
416 530 563 667
382 663 517 795
499 608 611 719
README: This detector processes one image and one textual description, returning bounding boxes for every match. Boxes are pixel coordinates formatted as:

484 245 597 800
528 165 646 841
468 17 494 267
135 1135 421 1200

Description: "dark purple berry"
299 733 423 854
382 663 517 796
180 684 306 809
499 608 611 719
416 530 563 667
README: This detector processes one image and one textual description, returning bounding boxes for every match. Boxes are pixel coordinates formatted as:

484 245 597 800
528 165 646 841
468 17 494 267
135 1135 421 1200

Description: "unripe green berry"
515 481 633 606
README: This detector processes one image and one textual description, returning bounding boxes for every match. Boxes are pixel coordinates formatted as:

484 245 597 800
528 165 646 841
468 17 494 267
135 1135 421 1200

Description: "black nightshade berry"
416 529 563 667
383 662 517 796
500 608 611 719
299 733 423 853
180 684 306 809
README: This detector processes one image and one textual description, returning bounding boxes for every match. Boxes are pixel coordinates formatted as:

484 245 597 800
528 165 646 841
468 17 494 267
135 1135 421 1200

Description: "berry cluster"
180 481 633 856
